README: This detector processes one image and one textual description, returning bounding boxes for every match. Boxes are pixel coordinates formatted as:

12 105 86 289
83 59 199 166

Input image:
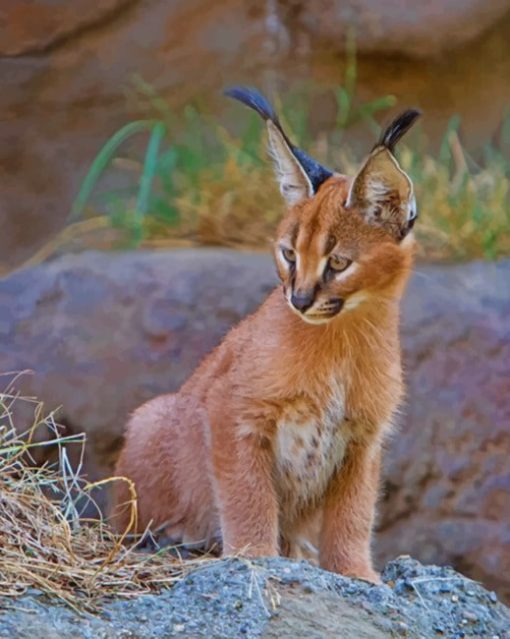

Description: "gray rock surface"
0 557 509 639
1 250 509 603
0 250 276 488
379 261 510 602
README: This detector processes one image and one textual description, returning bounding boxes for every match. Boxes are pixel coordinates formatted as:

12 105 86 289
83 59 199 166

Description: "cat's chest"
274 388 349 509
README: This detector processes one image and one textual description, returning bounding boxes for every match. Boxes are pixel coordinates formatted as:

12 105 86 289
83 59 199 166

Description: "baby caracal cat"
112 87 421 582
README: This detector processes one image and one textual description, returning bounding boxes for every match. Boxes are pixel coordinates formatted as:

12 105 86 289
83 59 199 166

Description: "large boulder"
0 250 276 483
378 259 510 602
0 557 509 638
0 0 273 269
1 250 509 601
282 0 510 57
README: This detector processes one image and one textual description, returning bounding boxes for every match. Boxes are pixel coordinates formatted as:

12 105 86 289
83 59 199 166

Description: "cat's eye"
282 247 296 263
328 255 351 273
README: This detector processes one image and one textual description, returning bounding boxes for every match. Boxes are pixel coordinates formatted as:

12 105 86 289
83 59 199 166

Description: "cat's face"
226 86 420 324
275 175 416 324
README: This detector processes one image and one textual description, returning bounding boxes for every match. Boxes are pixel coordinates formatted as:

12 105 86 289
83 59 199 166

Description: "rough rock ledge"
0 557 508 639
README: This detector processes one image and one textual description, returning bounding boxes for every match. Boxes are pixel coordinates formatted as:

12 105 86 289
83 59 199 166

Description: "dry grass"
400 132 510 261
144 131 510 261
21 119 510 270
0 381 214 612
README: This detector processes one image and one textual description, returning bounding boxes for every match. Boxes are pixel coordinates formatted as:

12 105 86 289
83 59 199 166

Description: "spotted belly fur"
274 386 349 522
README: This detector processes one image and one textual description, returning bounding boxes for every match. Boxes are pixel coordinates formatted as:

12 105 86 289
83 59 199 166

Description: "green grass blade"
135 122 166 219
130 121 167 246
335 87 351 129
69 120 156 221
344 28 357 98
439 115 462 169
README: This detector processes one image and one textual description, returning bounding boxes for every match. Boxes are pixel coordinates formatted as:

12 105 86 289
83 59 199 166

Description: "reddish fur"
111 175 415 582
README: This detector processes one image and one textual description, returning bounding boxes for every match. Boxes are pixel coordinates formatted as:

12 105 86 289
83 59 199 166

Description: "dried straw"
0 381 214 612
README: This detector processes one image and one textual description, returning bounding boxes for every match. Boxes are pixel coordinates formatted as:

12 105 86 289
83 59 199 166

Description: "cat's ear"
346 109 421 240
225 86 333 206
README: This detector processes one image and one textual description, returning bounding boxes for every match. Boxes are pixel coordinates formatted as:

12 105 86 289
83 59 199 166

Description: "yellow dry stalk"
0 387 215 612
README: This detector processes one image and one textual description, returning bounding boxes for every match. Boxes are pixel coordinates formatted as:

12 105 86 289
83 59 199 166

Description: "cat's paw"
355 568 381 585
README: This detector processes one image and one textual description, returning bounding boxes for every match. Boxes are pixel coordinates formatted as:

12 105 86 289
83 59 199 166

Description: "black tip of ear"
377 109 422 153
225 85 334 194
224 86 278 125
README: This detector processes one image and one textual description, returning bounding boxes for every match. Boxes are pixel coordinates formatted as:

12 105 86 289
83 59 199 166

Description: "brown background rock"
0 250 276 483
2 0 510 270
378 261 510 601
1 249 508 600
0 0 135 56
283 0 510 58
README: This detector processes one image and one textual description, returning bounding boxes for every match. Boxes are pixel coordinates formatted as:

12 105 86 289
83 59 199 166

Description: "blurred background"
0 0 509 604
2 0 510 268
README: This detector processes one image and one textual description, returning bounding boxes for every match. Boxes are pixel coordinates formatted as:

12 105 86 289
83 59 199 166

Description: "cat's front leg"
209 411 279 557
319 440 382 583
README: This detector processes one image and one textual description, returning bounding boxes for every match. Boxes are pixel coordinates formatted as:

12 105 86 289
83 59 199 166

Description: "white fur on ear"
408 193 417 222
267 121 313 205
225 87 334 205
346 147 416 238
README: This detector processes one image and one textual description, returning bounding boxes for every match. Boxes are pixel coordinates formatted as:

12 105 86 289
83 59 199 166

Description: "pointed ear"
225 86 333 206
347 109 421 240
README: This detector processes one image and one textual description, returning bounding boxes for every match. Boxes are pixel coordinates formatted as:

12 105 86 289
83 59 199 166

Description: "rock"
0 0 273 269
377 259 510 603
1 250 509 602
0 250 276 496
281 0 510 58
0 557 509 638
0 0 134 56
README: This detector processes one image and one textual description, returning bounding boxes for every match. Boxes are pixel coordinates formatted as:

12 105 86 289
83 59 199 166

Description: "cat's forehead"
281 177 348 237
278 175 392 254
286 179 353 241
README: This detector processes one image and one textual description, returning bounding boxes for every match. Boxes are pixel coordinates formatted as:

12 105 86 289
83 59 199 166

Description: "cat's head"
226 87 420 324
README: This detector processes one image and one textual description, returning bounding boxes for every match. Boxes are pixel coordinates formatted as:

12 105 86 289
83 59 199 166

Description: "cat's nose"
291 290 315 312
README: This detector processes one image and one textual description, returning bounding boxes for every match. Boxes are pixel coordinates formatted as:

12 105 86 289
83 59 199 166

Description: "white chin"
301 315 334 325
286 301 335 325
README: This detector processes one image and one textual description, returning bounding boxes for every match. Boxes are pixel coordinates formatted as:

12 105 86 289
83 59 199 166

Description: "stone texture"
0 557 509 638
283 0 510 57
0 0 135 56
377 260 510 603
0 250 276 490
0 0 272 270
1 250 509 602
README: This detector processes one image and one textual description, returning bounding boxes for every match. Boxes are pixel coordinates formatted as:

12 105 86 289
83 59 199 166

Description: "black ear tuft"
224 86 279 129
290 147 334 194
224 85 333 194
377 109 422 153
